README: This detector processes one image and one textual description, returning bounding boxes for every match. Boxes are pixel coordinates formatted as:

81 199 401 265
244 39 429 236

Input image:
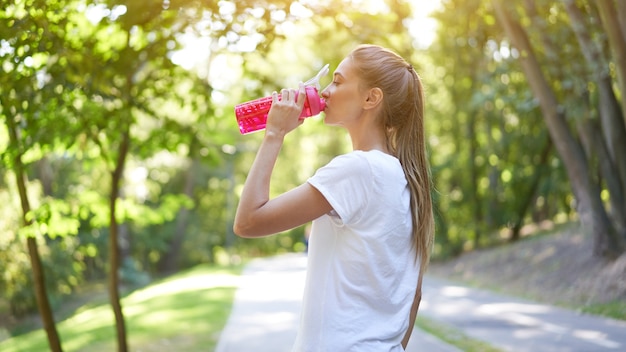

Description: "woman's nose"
320 85 330 98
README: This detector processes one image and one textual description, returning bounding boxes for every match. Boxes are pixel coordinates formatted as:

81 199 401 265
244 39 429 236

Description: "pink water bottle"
235 85 326 134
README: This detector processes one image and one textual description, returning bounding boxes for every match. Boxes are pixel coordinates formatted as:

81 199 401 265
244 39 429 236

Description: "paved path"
215 253 459 352
216 254 626 352
419 277 626 351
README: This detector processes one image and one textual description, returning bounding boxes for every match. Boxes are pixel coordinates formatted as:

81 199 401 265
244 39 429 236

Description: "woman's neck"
349 120 389 154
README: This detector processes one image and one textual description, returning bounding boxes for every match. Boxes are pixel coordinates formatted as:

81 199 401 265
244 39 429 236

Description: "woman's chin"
322 113 336 126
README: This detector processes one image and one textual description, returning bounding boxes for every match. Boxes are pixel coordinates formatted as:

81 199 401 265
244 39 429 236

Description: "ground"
2 221 625 340
428 221 626 309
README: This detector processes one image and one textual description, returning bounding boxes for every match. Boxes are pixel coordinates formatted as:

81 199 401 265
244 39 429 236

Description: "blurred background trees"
1 0 625 349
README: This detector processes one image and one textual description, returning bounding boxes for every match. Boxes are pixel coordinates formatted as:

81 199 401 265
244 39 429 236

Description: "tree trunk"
616 0 626 41
595 0 626 120
486 110 500 231
109 128 130 352
159 138 198 273
576 116 625 231
6 115 63 352
492 0 624 257
564 0 626 222
37 157 54 196
468 109 482 247
511 135 552 241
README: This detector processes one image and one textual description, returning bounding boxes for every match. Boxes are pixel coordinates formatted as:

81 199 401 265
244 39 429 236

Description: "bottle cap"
303 64 329 90
305 86 326 114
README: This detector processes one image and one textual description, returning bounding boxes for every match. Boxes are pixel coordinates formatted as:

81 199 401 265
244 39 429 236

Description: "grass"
581 301 626 321
2 258 503 352
4 236 621 352
0 263 242 352
415 316 504 352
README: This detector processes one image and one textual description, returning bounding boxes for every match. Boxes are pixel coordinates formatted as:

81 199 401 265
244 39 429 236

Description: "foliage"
426 0 626 256
1 0 625 345
0 0 417 330
0 263 242 351
490 0 626 257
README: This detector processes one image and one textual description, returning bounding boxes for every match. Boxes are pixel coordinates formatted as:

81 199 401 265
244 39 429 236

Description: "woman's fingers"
280 88 303 102
296 83 306 108
281 88 293 102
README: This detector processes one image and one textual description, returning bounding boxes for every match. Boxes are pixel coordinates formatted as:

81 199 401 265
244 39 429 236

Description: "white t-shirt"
292 150 420 352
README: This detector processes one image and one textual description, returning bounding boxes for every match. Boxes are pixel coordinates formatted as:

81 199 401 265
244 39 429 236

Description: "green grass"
416 315 504 352
7 260 503 352
6 247 619 352
0 264 242 352
581 300 626 321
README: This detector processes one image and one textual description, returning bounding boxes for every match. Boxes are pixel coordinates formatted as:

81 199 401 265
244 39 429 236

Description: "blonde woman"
234 44 435 351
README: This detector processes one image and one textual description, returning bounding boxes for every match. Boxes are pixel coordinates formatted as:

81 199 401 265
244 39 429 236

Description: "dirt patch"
428 222 626 308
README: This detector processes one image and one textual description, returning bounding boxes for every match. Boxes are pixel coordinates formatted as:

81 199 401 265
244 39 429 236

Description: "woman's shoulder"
322 150 402 182
348 150 402 173
327 150 370 168
315 152 370 181
332 149 398 164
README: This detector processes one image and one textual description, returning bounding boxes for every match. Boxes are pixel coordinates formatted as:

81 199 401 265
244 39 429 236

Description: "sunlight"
84 3 127 24
126 272 241 304
407 0 441 48
171 0 442 72
66 305 113 329
477 302 552 315
441 285 470 297
573 329 621 349
477 305 569 334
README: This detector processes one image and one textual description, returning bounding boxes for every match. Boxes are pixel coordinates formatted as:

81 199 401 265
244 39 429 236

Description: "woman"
234 44 435 351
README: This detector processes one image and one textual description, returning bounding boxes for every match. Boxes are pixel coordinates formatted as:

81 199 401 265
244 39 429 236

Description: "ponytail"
350 45 435 270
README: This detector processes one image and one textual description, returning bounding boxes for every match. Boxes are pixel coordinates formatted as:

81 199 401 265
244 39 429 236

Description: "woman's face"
320 57 368 128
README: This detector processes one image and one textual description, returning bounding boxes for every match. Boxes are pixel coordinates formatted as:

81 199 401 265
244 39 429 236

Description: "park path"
215 253 626 352
419 276 626 351
214 253 459 352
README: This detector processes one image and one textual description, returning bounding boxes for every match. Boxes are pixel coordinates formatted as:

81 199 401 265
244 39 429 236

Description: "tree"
0 0 90 350
3 112 63 352
64 1 209 348
425 0 571 255
562 0 626 237
492 0 625 258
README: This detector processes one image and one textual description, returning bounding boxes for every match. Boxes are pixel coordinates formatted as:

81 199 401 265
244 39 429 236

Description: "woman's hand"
233 81 332 238
265 83 306 138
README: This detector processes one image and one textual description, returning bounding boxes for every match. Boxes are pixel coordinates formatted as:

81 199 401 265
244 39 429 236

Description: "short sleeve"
307 152 372 225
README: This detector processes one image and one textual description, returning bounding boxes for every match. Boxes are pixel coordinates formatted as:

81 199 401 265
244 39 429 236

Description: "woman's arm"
233 85 332 238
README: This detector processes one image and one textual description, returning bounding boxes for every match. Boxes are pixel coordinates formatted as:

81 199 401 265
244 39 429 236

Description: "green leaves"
21 198 81 239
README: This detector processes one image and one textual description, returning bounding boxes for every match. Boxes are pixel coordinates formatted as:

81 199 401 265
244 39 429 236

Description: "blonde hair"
350 44 435 269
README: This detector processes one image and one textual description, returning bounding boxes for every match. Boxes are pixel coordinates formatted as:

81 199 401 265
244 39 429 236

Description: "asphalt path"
215 254 626 352
419 277 626 351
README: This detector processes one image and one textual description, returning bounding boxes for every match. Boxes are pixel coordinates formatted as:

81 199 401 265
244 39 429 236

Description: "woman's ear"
363 87 383 110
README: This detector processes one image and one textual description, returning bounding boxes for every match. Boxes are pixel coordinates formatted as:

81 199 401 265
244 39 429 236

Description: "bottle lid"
305 86 326 114
303 64 329 90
